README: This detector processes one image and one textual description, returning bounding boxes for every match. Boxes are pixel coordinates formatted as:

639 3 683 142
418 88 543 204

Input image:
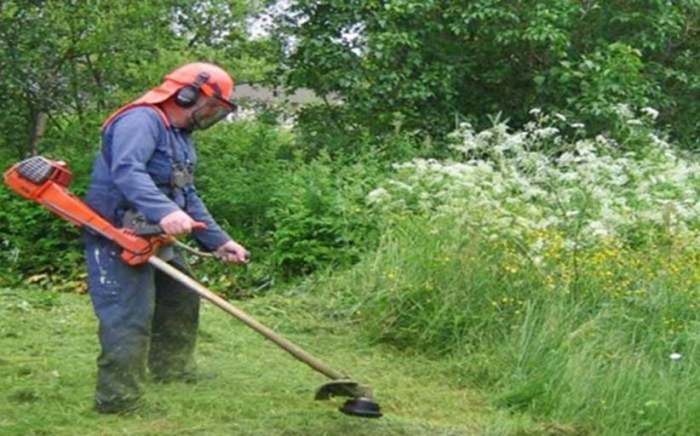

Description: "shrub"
316 112 700 434
265 152 382 278
192 119 385 283
2 115 387 288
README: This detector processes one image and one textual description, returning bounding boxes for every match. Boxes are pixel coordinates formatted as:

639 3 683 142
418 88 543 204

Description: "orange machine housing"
3 156 162 265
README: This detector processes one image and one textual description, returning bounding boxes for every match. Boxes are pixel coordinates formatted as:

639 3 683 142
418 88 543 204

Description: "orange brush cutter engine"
4 156 165 265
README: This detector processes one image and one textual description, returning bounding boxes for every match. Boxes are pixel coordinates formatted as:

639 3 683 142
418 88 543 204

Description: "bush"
312 114 700 434
264 152 382 277
192 119 385 283
195 119 295 251
0 184 84 282
2 115 388 288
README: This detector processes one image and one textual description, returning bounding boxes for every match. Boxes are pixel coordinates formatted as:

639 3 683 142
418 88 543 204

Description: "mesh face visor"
191 96 238 130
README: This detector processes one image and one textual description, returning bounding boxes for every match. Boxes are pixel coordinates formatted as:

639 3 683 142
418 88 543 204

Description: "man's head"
158 63 237 130
102 62 237 132
135 62 238 130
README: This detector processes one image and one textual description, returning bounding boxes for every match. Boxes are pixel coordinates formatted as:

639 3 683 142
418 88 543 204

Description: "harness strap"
102 103 170 131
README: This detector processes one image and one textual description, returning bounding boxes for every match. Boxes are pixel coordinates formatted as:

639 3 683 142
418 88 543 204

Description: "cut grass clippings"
0 288 548 436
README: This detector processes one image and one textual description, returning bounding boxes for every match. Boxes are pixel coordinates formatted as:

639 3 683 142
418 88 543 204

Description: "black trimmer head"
315 380 383 418
340 397 382 418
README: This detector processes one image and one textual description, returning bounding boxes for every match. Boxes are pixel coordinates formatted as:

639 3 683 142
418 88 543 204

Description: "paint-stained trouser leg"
148 257 200 382
85 234 155 412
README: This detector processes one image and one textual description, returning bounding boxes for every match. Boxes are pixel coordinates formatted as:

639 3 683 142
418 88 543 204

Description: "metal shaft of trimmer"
147 256 347 381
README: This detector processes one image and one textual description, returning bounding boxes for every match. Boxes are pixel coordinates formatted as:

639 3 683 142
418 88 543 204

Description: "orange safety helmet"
103 62 237 130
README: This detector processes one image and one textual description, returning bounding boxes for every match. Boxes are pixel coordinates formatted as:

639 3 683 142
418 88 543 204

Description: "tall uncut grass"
323 108 700 434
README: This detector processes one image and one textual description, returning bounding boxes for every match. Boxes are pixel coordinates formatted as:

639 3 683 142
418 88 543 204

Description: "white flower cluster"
368 111 700 254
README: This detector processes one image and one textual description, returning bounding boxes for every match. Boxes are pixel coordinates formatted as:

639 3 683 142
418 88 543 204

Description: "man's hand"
159 210 197 236
215 240 250 264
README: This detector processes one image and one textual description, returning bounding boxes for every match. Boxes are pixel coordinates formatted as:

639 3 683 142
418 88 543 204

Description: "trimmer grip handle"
133 223 165 236
134 221 207 236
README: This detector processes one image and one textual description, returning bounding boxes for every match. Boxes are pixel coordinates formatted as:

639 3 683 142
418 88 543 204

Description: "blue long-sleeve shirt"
85 106 231 251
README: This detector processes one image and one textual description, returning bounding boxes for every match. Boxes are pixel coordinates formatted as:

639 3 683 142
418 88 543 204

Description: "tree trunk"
28 111 48 156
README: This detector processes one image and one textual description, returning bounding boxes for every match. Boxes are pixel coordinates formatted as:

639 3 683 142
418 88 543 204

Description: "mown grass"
0 286 557 436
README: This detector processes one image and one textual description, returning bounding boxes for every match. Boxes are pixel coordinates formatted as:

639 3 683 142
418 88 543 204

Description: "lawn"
0 287 545 435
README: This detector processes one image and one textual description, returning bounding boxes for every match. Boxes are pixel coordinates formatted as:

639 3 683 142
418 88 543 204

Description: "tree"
0 0 275 157
275 0 700 148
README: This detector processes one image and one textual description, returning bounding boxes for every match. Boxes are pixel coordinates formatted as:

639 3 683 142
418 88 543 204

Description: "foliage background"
278 0 700 148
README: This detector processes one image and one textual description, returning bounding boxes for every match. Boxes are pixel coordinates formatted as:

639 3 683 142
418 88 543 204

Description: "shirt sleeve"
108 110 181 223
185 189 232 250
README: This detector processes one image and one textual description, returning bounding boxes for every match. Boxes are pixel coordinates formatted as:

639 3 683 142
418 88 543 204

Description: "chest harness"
101 104 197 234
103 104 194 193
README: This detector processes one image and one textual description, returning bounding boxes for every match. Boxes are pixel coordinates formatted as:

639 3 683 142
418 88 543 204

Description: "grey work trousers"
85 234 199 410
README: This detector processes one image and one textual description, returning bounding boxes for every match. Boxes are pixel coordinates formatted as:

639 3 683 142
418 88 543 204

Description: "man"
84 62 249 414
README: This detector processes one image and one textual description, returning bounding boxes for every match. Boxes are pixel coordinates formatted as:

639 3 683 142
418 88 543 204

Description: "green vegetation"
3 1 700 434
279 0 700 147
1 288 550 435
301 115 700 435
0 0 276 157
